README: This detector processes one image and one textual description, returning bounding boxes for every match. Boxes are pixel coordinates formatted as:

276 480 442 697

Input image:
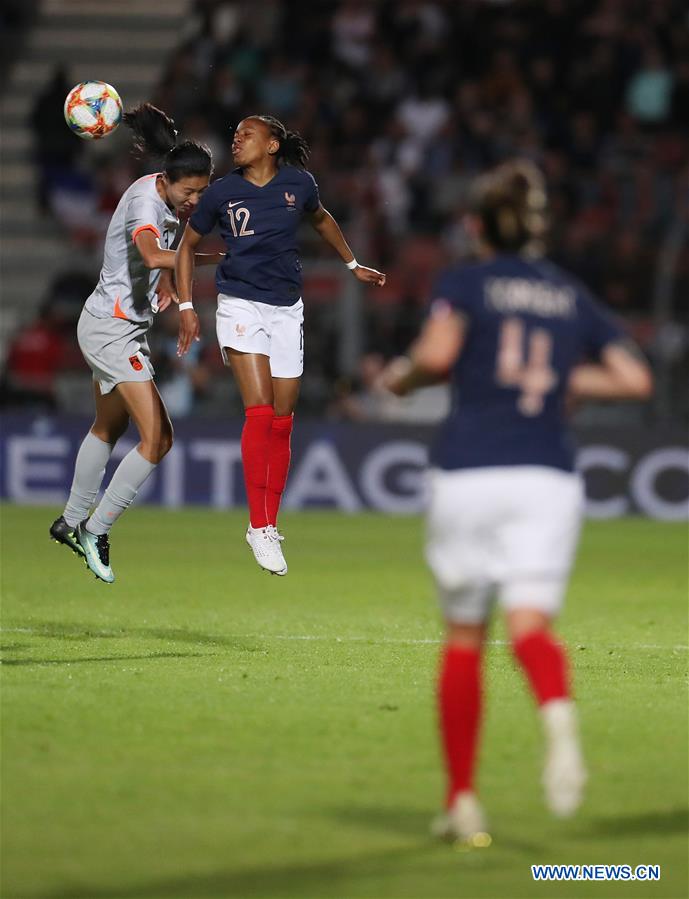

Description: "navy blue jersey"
429 255 624 472
189 166 320 306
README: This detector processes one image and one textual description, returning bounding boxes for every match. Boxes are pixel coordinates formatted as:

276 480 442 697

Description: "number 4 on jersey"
496 317 558 416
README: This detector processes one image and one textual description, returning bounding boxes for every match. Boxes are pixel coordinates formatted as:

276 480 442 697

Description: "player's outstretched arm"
380 302 466 396
175 223 204 356
569 342 653 401
308 205 386 286
175 223 203 299
134 230 222 275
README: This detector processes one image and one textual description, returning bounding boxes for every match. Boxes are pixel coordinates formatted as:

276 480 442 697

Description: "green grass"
1 506 687 899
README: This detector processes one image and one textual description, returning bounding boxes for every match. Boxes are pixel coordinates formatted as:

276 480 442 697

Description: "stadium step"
1 236 71 263
42 0 189 16
0 201 43 225
14 61 163 91
0 216 59 237
27 28 182 65
0 163 35 190
0 130 31 154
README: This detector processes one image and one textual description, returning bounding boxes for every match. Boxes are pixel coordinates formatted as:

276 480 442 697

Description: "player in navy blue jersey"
381 160 652 844
175 114 385 575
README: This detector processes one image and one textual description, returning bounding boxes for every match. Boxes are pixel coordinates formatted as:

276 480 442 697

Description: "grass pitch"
1 506 687 899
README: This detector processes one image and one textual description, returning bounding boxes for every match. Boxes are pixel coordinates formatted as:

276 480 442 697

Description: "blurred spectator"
0 0 38 84
331 0 375 69
0 298 83 410
29 66 85 212
625 44 674 124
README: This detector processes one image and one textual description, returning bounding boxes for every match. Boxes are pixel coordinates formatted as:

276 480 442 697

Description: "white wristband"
178 301 194 311
345 258 358 270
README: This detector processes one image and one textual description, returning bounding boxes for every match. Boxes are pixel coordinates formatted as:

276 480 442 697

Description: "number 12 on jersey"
227 206 254 238
496 317 558 416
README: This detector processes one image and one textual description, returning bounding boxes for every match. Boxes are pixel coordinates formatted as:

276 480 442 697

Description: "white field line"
0 627 687 653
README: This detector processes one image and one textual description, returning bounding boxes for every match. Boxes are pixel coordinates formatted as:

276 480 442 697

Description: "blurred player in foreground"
381 160 653 843
175 115 385 576
50 104 222 583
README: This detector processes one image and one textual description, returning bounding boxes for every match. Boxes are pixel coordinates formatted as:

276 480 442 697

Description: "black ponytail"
471 160 547 253
252 114 310 168
123 102 177 157
124 102 213 183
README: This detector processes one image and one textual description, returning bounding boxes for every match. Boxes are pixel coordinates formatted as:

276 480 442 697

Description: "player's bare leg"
52 382 130 557
432 621 491 845
509 608 587 817
76 380 173 583
228 349 289 575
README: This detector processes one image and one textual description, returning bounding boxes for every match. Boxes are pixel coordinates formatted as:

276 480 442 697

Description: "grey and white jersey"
84 174 179 325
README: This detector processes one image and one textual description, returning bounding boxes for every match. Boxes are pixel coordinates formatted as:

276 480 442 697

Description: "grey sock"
63 432 113 528
86 448 157 536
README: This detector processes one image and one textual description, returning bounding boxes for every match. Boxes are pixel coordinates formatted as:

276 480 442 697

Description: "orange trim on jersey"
113 296 129 320
132 224 161 244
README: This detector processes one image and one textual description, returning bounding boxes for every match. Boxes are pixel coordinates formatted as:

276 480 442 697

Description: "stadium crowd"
4 0 687 418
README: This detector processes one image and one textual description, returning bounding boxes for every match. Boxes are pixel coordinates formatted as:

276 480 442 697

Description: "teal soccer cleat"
75 522 115 584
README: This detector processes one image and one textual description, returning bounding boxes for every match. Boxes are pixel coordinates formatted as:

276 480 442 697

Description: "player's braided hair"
252 115 310 168
471 160 547 253
123 103 213 183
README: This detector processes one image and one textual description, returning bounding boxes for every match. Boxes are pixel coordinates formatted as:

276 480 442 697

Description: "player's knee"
91 421 128 446
140 428 173 464
445 621 485 649
506 609 552 644
157 426 174 460
244 397 273 413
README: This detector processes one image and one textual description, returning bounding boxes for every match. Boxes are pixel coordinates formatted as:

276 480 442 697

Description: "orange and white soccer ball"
63 81 123 140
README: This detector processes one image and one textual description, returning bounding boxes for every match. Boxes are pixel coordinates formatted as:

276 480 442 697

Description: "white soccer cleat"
245 525 288 576
431 791 491 846
541 699 587 817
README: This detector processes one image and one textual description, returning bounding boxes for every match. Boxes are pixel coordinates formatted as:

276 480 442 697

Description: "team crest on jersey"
129 354 143 371
284 192 296 207
235 323 246 336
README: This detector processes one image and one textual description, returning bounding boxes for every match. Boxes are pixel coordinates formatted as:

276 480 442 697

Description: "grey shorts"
77 308 154 395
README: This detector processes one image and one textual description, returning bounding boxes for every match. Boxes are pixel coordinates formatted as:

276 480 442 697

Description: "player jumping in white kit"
50 104 222 583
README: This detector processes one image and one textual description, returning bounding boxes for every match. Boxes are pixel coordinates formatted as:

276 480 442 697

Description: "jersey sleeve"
303 171 320 213
578 291 625 360
428 268 474 320
189 184 220 236
125 193 163 244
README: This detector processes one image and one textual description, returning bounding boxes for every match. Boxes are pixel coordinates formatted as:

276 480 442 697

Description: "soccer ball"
63 81 122 140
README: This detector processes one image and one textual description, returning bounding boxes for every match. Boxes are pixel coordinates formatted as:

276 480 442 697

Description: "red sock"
513 630 571 706
438 644 483 807
266 414 293 527
241 405 274 529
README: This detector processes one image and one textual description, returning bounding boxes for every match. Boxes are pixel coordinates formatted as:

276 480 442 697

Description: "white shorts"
216 294 304 378
425 466 584 625
77 308 154 396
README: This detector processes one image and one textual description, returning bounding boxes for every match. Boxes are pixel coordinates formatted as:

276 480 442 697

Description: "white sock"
86 448 156 536
540 698 579 743
63 432 113 528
